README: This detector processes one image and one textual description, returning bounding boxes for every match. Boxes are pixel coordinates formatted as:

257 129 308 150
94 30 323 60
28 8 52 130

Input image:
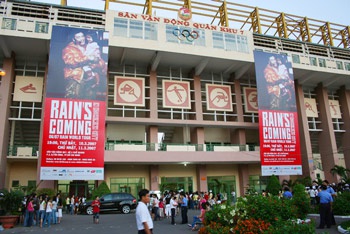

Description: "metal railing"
7 145 39 157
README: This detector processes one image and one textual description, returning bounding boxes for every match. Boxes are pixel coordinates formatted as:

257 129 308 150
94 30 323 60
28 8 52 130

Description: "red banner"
254 51 302 176
41 26 108 180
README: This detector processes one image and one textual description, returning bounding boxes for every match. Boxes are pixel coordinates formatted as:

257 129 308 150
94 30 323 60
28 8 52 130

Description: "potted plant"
0 189 24 229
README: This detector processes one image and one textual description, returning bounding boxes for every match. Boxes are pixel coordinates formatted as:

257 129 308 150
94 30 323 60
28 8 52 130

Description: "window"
12 180 19 188
114 18 128 37
129 20 143 39
212 32 248 53
166 25 205 46
345 62 350 71
2 18 17 30
28 180 36 189
114 18 157 41
318 58 326 67
35 22 48 33
103 194 113 201
292 54 300 64
336 61 344 70
212 32 224 49
309 57 317 66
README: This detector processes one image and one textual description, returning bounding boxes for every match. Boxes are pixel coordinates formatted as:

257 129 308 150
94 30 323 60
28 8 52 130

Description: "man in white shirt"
136 189 153 234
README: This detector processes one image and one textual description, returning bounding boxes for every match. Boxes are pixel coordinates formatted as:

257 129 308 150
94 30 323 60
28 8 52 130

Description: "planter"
0 215 19 229
338 225 350 234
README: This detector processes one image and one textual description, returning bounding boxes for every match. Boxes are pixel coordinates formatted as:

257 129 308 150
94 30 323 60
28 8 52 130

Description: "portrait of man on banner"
47 26 109 101
254 52 296 112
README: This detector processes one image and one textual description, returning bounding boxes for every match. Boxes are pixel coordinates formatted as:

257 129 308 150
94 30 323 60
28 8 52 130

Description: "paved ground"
1 210 349 234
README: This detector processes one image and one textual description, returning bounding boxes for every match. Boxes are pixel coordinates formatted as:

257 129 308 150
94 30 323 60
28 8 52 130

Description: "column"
0 55 15 188
315 83 339 182
338 86 350 170
238 164 249 196
196 165 207 192
149 70 158 119
149 165 159 191
192 75 203 120
230 79 246 145
295 81 314 179
147 125 158 151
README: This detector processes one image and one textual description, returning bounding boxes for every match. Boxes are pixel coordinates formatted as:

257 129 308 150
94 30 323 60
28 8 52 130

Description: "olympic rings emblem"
173 29 199 42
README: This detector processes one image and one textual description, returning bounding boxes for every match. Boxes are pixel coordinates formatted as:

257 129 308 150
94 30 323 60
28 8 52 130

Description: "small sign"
114 76 145 107
243 87 258 113
178 7 192 21
163 80 191 109
304 98 318 118
13 76 43 102
206 84 232 111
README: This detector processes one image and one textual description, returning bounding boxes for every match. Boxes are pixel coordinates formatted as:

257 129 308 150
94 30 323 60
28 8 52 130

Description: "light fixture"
0 68 5 76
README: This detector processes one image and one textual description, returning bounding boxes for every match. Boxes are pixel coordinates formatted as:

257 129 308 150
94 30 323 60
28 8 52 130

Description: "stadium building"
0 0 349 198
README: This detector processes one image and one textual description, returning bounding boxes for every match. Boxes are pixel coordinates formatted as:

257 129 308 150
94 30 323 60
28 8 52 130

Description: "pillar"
196 165 207 192
295 81 314 179
338 86 350 170
149 165 159 191
0 54 15 189
315 83 339 182
238 164 249 196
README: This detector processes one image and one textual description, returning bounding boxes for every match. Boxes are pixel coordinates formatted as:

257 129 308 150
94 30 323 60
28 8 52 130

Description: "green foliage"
265 175 281 196
268 219 315 234
330 165 350 183
36 188 56 198
291 183 311 219
292 177 312 187
91 181 111 199
0 189 24 215
333 192 350 216
236 195 297 226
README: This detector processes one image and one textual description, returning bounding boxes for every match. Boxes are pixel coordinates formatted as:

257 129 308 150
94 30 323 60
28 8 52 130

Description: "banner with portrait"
40 26 109 180
254 51 302 176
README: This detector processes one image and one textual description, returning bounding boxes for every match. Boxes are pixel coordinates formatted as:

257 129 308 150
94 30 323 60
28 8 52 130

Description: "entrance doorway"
160 177 193 193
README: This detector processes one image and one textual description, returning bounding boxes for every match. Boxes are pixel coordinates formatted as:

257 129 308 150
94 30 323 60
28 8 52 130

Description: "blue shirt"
283 191 293 199
318 190 333 203
181 197 188 207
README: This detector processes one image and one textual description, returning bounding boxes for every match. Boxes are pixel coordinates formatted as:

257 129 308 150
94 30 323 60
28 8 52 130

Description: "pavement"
1 210 349 234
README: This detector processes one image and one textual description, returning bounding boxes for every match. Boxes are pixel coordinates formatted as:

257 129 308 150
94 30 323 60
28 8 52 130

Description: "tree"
266 175 281 196
330 165 350 183
91 181 111 199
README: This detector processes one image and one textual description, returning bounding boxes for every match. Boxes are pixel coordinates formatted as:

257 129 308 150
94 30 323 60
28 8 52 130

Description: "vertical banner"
41 26 109 180
254 51 302 176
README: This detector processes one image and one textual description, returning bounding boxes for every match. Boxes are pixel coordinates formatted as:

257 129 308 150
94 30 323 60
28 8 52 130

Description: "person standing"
65 196 70 214
170 196 178 225
136 189 153 234
92 196 101 224
179 192 188 224
317 184 333 229
56 193 63 224
152 194 160 221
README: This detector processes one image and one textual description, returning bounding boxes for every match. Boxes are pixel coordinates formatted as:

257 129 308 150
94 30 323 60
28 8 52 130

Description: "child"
92 196 101 224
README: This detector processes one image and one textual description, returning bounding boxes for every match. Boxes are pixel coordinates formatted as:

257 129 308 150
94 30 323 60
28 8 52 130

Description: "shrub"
268 219 315 234
199 221 232 234
233 218 270 234
291 183 311 219
266 175 281 196
36 188 56 198
204 204 239 227
236 195 297 226
0 189 24 215
333 192 350 216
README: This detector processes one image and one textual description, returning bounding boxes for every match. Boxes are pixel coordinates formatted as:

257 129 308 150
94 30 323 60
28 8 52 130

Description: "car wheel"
121 205 131 214
86 206 93 215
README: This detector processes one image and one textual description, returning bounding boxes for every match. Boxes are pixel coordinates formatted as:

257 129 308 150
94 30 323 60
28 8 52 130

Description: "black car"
81 193 137 215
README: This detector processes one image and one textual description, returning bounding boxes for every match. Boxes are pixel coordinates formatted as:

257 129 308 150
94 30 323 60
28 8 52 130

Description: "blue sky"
36 0 349 26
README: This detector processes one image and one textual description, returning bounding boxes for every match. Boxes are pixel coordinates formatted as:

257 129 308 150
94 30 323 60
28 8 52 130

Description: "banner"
254 51 302 176
41 26 109 180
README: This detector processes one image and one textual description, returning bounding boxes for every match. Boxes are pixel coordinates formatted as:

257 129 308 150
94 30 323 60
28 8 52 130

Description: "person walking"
136 189 153 234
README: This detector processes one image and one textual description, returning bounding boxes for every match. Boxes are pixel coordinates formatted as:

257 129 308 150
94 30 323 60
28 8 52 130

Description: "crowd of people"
20 193 88 228
135 189 228 233
21 193 63 228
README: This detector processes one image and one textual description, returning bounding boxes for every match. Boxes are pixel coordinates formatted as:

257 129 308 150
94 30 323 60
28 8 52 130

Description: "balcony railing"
8 145 39 157
105 142 259 152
